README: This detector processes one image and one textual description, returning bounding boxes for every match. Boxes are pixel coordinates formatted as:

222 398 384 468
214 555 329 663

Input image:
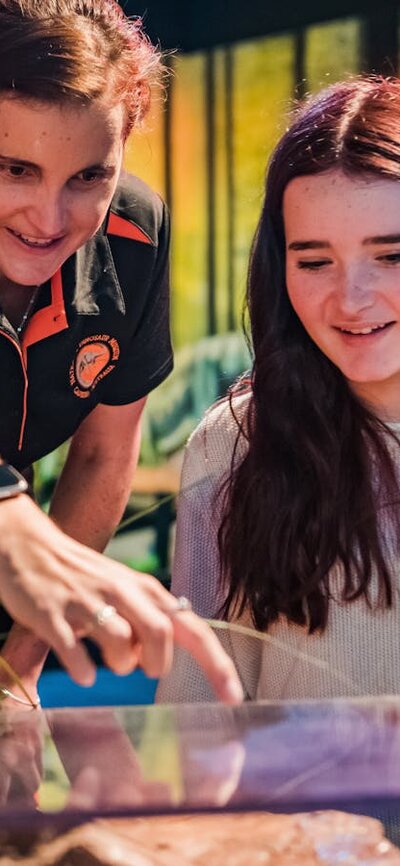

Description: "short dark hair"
0 1 162 133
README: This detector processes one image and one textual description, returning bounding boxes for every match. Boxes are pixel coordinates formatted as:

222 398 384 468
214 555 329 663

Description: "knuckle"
138 574 161 596
31 596 55 622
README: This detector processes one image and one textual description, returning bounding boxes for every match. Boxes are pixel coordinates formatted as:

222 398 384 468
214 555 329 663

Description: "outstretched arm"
0 398 145 692
0 492 243 704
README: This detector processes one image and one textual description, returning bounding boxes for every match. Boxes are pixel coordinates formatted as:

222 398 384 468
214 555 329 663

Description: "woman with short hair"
0 0 242 708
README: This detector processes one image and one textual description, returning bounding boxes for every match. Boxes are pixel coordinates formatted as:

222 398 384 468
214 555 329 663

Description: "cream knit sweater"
157 393 400 704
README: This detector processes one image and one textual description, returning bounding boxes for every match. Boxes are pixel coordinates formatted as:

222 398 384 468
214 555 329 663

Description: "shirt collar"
72 222 126 316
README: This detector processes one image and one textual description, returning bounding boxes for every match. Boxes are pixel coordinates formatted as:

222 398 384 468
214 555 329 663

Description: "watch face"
0 464 27 494
0 465 23 486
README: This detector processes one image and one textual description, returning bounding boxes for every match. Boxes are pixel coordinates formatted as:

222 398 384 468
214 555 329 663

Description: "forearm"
49 448 139 552
0 411 142 680
50 399 145 551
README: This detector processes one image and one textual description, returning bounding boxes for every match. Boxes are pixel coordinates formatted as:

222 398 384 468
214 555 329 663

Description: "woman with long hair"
158 75 400 702
0 0 242 709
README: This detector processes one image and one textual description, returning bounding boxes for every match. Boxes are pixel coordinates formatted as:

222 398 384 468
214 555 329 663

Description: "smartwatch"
0 463 28 500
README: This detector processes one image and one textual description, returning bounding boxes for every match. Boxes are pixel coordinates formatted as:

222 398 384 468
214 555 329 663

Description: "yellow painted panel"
124 88 166 198
170 53 208 348
305 18 361 92
214 48 229 334
232 34 295 324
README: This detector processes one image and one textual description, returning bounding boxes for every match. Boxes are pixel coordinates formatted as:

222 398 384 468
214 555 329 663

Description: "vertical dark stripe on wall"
293 30 306 99
206 50 217 335
163 57 174 211
362 5 398 74
225 46 235 332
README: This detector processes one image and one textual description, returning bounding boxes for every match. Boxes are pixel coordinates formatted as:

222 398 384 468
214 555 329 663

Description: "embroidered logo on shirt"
70 335 120 399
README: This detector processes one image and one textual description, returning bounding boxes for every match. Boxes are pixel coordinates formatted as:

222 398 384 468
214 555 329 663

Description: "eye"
73 169 105 185
8 164 26 177
376 253 400 265
0 163 31 179
296 259 332 270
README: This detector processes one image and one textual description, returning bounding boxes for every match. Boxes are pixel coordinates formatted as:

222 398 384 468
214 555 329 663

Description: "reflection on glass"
0 697 397 825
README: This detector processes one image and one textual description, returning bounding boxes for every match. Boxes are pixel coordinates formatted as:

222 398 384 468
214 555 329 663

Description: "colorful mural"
124 16 362 348
34 14 369 575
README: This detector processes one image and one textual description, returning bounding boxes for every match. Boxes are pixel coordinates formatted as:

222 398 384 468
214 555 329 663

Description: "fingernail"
79 669 96 688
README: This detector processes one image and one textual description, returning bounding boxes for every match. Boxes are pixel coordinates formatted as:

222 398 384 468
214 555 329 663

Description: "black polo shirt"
0 171 173 471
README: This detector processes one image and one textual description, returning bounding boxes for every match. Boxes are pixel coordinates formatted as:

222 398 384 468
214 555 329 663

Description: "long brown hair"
0 1 162 133
219 76 400 633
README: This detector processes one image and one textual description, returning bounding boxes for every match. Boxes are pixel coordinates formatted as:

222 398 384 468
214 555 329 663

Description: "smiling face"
0 95 125 289
284 169 400 418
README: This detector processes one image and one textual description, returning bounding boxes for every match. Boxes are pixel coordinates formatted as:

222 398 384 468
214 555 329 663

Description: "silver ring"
94 604 117 627
167 596 192 617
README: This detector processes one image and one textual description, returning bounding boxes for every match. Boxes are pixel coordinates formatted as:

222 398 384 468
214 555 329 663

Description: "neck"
0 279 40 336
0 275 37 297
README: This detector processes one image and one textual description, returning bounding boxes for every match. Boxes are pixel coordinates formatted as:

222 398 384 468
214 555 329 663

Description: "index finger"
170 611 244 705
106 569 244 702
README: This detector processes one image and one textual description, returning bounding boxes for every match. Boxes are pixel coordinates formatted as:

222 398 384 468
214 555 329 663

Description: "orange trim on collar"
107 212 153 245
22 270 68 354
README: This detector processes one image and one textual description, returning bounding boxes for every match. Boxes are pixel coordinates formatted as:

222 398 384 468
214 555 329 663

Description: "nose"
336 265 374 316
27 187 67 238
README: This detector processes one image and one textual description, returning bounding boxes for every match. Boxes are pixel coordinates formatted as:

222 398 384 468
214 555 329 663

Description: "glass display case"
1 695 400 828
2 696 400 864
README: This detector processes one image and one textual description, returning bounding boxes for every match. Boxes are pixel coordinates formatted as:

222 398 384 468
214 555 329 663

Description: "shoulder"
192 389 252 448
108 172 167 247
183 390 252 485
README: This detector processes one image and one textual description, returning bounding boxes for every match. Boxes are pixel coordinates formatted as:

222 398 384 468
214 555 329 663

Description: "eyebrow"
288 234 400 251
287 241 329 250
363 234 400 245
0 154 38 169
0 154 116 175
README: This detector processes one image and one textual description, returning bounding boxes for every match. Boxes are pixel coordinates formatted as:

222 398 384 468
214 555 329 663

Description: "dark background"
122 0 398 70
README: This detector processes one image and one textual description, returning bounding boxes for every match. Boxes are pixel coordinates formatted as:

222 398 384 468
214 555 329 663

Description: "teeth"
340 324 387 335
21 236 53 247
12 230 55 247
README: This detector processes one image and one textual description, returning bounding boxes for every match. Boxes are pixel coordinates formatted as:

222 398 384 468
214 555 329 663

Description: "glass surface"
1 696 400 828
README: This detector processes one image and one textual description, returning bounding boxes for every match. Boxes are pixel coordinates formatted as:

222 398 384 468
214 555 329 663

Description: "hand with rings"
0 496 243 704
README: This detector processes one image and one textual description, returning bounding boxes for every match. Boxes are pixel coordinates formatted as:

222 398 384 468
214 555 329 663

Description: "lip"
334 321 396 341
336 322 392 331
5 227 65 253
